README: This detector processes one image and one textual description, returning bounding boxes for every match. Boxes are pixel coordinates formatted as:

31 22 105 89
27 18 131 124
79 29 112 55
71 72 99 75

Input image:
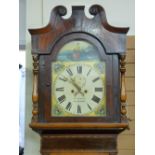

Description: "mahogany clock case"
29 5 129 129
38 32 120 123
28 4 129 155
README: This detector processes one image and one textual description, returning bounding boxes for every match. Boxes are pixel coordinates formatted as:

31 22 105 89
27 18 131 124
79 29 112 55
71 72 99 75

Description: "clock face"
51 40 106 117
52 61 106 116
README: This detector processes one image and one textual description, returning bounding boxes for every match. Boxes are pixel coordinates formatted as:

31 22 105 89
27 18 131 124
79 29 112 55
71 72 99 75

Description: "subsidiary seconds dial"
54 63 105 115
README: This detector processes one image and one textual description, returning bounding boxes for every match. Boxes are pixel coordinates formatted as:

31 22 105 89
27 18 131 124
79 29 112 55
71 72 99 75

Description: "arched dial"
52 62 106 116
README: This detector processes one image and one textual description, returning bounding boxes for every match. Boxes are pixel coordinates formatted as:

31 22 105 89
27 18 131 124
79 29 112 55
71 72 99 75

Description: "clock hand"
70 78 84 96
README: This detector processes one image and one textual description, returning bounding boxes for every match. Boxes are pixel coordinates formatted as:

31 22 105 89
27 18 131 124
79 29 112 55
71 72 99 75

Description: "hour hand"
70 78 84 96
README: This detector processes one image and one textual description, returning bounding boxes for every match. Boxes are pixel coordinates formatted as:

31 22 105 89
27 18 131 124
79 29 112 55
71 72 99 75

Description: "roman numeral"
58 95 66 104
91 95 101 104
66 68 73 76
59 76 67 82
66 102 72 111
77 65 82 74
95 87 103 92
87 69 91 76
92 77 100 83
56 87 64 91
87 104 92 111
77 105 81 114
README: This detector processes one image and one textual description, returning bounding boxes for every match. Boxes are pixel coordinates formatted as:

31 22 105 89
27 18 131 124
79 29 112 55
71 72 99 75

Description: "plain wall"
19 0 26 45
25 1 135 155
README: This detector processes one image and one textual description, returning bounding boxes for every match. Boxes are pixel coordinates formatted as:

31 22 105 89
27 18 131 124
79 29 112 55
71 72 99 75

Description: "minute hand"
70 78 84 96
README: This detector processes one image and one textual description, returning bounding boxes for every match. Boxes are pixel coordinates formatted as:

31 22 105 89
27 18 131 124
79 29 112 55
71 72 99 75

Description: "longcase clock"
29 5 129 155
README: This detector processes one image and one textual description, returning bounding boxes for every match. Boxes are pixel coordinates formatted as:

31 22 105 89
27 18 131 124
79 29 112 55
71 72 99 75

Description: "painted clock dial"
51 40 106 117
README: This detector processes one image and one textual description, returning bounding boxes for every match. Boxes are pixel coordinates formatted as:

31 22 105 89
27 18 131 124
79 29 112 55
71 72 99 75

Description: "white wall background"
25 1 135 155
19 0 26 45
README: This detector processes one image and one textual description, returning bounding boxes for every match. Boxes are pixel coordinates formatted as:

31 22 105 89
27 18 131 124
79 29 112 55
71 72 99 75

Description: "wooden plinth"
41 134 118 155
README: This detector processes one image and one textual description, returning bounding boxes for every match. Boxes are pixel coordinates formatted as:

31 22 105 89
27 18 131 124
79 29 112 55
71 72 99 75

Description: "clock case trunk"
28 5 129 155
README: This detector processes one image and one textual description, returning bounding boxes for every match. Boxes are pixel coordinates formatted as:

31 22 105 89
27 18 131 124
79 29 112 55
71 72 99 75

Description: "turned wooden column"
32 54 39 122
120 54 128 122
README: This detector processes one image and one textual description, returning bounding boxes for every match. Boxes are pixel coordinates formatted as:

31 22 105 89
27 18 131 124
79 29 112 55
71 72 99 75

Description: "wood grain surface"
49 152 109 155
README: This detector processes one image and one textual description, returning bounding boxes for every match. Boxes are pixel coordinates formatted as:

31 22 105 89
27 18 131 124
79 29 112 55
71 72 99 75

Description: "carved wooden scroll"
32 54 39 122
120 55 127 122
